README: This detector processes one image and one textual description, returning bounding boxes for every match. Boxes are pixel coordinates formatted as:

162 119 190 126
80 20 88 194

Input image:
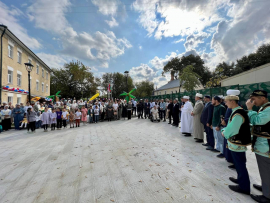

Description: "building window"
36 81 39 91
17 97 21 104
46 72 48 80
42 68 44 78
17 74 21 86
17 51 22 64
36 65 39 74
8 96 13 104
42 83 44 92
46 85 48 93
8 45 13 58
8 70 13 84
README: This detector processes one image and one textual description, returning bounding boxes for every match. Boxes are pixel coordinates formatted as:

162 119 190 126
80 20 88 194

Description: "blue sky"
1 0 270 88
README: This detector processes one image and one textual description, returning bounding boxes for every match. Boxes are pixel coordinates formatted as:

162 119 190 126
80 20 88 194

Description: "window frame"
36 81 39 91
8 96 13 104
36 65 39 74
42 83 44 92
8 44 13 58
8 70 13 84
17 51 22 64
17 74 21 86
42 68 44 78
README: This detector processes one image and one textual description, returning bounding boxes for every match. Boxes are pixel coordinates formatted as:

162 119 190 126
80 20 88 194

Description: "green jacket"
248 102 270 158
212 104 226 127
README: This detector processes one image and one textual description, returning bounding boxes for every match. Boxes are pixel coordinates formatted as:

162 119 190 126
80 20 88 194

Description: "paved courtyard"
0 119 260 203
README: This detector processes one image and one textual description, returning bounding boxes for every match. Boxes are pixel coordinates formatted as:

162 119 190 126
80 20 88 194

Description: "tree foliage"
179 65 201 92
101 72 134 98
50 61 100 100
132 80 155 98
163 54 211 85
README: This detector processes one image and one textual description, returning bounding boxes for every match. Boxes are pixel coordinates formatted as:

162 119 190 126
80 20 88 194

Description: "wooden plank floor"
0 119 260 203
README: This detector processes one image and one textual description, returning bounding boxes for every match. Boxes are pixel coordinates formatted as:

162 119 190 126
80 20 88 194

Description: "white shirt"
113 103 118 110
62 111 68 120
94 109 99 115
75 112 81 119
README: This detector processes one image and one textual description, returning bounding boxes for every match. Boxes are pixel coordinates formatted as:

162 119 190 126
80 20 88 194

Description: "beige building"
0 26 51 105
221 63 270 86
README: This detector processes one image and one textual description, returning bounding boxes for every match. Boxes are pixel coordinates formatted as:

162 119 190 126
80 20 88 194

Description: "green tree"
50 61 100 99
179 65 201 92
206 66 228 87
163 54 211 85
101 72 134 98
133 80 154 98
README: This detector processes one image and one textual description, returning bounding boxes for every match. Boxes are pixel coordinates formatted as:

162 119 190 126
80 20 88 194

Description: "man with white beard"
180 96 193 137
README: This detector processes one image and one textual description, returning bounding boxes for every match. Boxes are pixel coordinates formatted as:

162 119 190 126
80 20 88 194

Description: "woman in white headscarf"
1 105 11 131
71 100 78 110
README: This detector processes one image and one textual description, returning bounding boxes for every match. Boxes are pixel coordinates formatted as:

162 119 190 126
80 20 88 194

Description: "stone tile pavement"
0 119 260 203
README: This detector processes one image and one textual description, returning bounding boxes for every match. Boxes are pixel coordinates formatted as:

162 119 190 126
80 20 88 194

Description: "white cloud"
27 0 132 68
132 0 225 39
0 2 41 50
105 17 119 27
36 53 68 69
184 32 209 51
91 0 120 16
173 38 185 44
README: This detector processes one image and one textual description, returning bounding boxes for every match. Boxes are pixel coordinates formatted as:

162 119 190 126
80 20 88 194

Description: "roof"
0 25 52 72
155 79 181 91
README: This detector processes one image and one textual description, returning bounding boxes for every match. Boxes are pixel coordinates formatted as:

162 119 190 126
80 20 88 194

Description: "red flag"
107 84 111 92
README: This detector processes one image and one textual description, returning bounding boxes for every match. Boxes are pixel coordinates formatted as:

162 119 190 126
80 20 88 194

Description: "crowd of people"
0 89 269 203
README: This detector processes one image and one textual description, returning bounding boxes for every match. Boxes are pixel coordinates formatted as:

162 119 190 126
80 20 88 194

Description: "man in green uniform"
221 90 251 195
246 90 270 203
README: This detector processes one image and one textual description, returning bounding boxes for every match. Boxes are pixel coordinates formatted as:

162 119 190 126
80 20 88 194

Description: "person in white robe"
151 106 159 121
180 96 194 136
191 93 204 142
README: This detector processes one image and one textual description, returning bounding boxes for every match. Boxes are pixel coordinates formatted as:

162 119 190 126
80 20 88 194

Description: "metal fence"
137 81 270 109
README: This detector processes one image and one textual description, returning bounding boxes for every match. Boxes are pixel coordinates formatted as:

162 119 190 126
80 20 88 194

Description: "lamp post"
124 71 129 92
24 63 34 102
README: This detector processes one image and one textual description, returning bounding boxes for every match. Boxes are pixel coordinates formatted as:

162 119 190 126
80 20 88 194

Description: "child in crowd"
27 108 37 133
56 108 62 130
69 110 75 128
88 106 93 123
50 108 57 130
35 111 42 129
61 108 69 128
20 113 28 129
41 107 50 132
75 109 81 127
94 106 99 123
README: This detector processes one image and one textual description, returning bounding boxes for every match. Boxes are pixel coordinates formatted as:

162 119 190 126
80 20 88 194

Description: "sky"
1 0 270 88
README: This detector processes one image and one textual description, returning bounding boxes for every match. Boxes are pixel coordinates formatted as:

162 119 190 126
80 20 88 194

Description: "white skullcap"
226 89 240 96
195 93 203 98
183 96 189 99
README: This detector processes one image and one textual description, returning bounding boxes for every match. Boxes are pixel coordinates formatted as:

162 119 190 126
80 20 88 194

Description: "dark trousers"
43 124 48 130
160 110 166 120
128 110 131 119
205 124 215 148
137 109 143 118
223 139 233 163
144 109 150 118
2 118 11 131
101 112 105 121
231 151 250 192
51 123 56 130
168 112 172 123
62 120 67 127
133 107 136 115
173 113 179 125
35 120 42 129
57 118 62 128
29 121 36 132
256 154 270 199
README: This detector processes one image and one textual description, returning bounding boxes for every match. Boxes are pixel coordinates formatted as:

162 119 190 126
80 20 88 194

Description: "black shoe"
206 146 214 150
217 153 225 158
194 138 198 140
202 143 209 146
211 149 220 153
250 194 270 203
163 120 166 122
253 184 263 192
228 165 236 170
196 139 203 143
228 185 250 195
229 177 238 184
184 134 192 137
